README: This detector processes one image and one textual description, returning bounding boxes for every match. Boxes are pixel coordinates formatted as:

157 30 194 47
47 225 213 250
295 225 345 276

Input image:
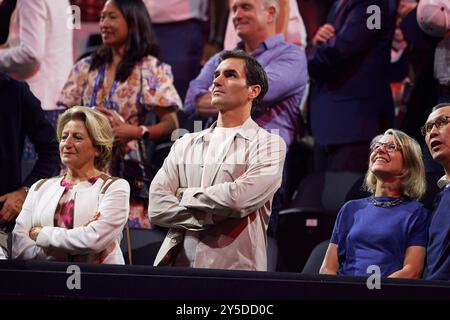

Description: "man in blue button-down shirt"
184 0 308 148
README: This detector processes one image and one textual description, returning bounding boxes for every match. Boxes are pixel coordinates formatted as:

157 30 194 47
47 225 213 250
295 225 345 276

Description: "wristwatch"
140 125 149 139
22 186 30 194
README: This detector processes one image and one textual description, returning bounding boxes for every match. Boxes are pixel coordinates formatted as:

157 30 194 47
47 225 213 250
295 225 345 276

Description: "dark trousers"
153 19 205 102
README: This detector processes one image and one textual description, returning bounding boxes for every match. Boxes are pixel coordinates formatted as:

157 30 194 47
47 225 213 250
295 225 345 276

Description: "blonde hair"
57 106 114 171
364 129 426 200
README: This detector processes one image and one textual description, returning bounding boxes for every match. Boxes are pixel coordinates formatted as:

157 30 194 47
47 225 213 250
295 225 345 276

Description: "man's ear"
248 84 261 101
266 5 277 24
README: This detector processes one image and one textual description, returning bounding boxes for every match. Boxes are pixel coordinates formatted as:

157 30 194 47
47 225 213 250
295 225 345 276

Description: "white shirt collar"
437 175 450 189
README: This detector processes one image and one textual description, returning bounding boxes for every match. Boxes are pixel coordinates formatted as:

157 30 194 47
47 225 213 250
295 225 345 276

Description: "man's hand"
176 188 187 198
196 93 219 118
312 24 336 47
0 188 27 225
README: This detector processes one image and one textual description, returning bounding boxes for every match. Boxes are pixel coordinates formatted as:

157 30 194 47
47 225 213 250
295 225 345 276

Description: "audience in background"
58 0 181 229
224 0 307 49
0 0 73 128
143 0 227 101
308 0 397 172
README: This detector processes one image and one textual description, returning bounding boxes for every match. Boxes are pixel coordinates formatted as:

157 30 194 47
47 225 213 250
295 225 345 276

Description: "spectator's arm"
319 243 339 275
277 0 289 39
0 0 47 78
184 53 220 116
308 0 388 79
180 133 286 218
22 82 60 188
149 137 216 230
388 245 425 279
262 46 308 106
12 181 50 260
201 0 228 64
35 180 130 254
0 187 27 225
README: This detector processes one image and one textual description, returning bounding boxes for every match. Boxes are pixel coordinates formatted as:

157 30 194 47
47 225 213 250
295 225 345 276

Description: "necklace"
371 195 404 208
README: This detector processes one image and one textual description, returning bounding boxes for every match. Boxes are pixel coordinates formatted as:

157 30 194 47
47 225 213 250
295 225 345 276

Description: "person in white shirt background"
0 0 73 137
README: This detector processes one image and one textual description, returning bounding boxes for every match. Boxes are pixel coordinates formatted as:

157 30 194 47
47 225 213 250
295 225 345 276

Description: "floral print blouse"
57 55 182 125
54 176 101 229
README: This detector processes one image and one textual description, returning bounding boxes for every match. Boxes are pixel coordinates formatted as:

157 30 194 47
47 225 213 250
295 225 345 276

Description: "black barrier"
1 260 450 300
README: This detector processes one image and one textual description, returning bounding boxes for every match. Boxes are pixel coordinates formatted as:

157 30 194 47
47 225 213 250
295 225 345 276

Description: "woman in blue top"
320 129 430 278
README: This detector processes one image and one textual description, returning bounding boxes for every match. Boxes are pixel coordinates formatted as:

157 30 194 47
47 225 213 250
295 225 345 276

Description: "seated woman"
57 0 181 229
320 129 430 278
12 106 130 264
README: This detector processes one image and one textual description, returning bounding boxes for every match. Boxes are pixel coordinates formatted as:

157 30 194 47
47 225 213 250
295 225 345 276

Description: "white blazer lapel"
73 179 102 227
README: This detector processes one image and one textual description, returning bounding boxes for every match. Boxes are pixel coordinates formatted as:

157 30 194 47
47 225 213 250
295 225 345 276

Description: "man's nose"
429 124 440 138
232 7 243 21
213 74 224 87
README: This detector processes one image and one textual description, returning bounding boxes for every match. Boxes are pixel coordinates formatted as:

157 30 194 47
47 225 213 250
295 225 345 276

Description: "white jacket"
13 175 130 264
0 0 73 110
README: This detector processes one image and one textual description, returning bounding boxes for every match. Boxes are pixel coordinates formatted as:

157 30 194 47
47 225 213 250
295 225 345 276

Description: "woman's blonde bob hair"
57 106 113 171
364 129 426 200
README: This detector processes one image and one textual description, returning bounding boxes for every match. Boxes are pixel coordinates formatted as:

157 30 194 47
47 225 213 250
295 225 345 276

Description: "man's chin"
212 103 231 113
235 28 249 40
431 151 448 166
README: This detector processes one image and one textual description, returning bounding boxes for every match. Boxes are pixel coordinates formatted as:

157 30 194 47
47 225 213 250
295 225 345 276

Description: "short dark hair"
219 50 268 106
91 0 160 82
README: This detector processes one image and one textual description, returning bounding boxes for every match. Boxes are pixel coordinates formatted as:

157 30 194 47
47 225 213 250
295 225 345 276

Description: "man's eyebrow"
226 68 238 73
214 68 239 76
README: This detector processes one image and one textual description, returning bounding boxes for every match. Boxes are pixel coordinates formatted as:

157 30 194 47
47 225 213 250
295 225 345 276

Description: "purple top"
184 34 308 146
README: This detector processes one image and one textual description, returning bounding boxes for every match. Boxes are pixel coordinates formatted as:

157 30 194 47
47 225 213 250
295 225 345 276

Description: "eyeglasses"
421 116 450 136
370 142 401 153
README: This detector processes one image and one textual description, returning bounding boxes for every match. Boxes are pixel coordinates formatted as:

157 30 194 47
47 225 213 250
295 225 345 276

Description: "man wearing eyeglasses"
423 102 450 280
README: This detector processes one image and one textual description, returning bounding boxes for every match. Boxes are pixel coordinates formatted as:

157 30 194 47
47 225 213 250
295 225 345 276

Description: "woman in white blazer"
12 106 130 264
